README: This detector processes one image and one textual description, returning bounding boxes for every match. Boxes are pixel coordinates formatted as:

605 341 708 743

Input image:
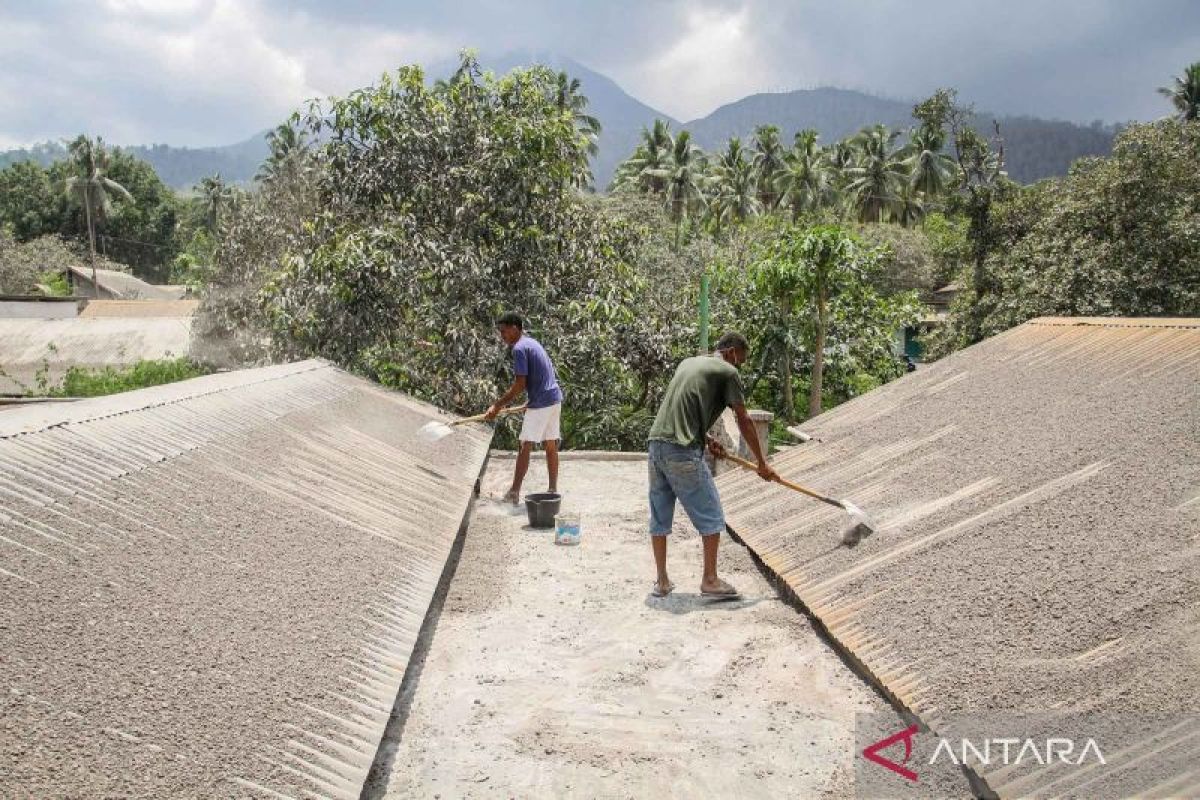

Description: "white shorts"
519 403 562 443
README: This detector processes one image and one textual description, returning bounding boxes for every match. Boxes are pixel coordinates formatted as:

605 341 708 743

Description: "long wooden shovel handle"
451 404 528 426
720 452 844 509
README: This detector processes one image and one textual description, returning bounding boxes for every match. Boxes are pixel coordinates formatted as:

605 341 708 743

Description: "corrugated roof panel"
0 359 491 798
719 317 1200 798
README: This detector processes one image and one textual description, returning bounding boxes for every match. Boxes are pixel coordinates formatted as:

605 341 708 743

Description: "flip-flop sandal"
700 581 741 599
651 581 675 597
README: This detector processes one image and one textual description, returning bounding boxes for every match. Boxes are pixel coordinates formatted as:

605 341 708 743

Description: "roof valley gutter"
358 449 493 799
725 523 999 800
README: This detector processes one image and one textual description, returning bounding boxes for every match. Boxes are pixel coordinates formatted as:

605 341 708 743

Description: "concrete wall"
0 298 81 319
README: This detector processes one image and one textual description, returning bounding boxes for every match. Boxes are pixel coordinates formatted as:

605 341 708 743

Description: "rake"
720 452 878 545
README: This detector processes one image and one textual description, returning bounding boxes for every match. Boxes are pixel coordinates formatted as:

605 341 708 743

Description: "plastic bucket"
524 492 562 528
554 512 582 546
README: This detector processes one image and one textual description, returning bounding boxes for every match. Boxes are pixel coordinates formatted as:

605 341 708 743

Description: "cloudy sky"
1 0 1197 149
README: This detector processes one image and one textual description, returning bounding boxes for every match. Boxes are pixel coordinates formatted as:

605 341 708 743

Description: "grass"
43 358 211 398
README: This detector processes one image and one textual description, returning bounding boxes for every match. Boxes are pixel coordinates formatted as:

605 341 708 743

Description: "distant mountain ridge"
1 55 1117 189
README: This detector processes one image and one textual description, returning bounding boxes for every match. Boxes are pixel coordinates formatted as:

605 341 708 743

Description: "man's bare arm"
730 403 778 482
484 375 527 419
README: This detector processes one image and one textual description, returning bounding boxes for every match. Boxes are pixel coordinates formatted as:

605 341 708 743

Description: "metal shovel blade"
840 501 877 546
418 420 455 443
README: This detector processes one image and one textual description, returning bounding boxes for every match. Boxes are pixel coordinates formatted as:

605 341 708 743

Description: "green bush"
46 358 210 398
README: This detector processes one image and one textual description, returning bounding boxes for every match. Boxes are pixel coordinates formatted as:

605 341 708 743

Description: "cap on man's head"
715 331 749 353
496 312 524 329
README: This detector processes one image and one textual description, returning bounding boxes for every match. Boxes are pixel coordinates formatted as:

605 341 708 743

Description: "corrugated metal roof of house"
0 360 492 798
719 317 1200 798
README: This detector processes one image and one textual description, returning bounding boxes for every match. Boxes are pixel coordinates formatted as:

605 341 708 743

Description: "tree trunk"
808 289 827 419
83 187 97 293
779 298 794 422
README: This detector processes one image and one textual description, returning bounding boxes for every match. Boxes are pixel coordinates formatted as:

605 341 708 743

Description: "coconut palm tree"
197 174 231 234
708 137 761 232
647 129 707 247
256 121 311 185
775 129 833 220
904 125 954 198
612 119 673 194
552 71 602 188
844 125 907 223
63 135 133 285
890 183 927 227
751 124 786 210
1158 61 1200 122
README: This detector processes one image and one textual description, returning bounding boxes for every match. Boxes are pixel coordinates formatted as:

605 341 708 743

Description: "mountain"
0 58 1117 190
679 87 1118 184
0 134 268 191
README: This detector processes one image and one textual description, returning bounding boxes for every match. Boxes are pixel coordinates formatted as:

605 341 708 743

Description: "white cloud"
620 6 774 120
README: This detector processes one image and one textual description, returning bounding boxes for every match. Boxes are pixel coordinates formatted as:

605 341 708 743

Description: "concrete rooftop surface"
718 317 1200 798
0 361 491 797
366 456 973 799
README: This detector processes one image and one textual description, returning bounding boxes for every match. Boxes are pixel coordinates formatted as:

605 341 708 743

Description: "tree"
928 120 1200 356
751 124 786 210
63 135 133 286
844 125 907 223
775 129 834 221
552 70 602 188
708 137 761 232
1158 61 1200 122
733 224 920 421
256 119 311 185
913 89 1009 342
234 54 696 450
197 174 231 234
0 161 64 241
612 119 673 194
904 124 954 198
647 129 707 247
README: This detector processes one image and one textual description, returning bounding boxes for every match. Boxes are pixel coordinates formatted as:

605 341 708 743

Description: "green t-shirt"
648 355 746 448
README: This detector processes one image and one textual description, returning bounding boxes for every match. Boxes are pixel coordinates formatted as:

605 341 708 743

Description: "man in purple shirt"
485 313 564 504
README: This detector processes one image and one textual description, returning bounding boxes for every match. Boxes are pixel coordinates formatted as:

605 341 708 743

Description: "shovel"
720 452 878 545
418 405 527 443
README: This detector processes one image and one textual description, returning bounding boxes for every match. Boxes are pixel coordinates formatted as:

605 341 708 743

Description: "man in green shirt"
647 331 777 599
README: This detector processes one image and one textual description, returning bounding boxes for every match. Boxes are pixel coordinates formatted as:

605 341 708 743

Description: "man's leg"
652 534 670 593
544 439 559 493
506 440 534 503
700 532 723 592
647 444 675 596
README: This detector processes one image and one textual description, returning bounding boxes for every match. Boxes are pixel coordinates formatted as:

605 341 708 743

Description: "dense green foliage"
0 141 184 282
44 358 210 398
928 120 1200 354
0 232 119 295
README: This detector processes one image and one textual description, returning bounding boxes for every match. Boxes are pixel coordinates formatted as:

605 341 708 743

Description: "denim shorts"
647 439 726 536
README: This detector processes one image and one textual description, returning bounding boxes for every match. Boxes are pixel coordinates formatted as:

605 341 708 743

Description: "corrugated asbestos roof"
0 316 194 394
0 360 492 797
719 317 1200 798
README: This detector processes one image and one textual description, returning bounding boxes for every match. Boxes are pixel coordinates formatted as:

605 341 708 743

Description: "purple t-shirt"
512 335 563 409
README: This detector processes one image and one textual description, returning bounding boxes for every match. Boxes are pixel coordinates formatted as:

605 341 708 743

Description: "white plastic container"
554 512 581 546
